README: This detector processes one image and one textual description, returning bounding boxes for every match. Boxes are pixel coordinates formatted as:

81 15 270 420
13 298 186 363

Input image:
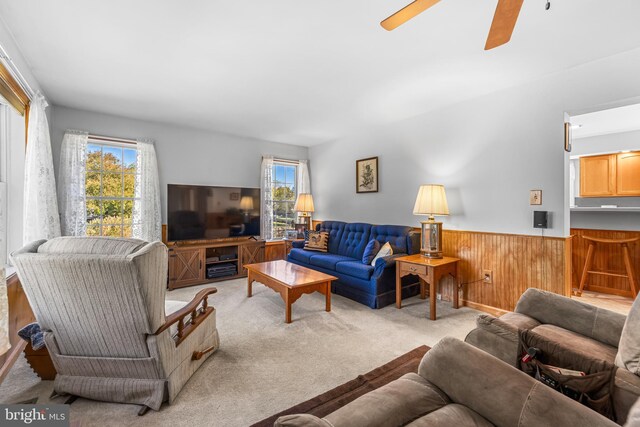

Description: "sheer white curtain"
0 183 8 356
261 155 275 241
132 139 162 242
297 159 311 194
23 92 61 243
58 130 89 236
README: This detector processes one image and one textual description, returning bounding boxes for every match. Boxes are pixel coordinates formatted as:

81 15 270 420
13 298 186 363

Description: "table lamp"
294 193 315 231
239 196 254 222
413 184 449 259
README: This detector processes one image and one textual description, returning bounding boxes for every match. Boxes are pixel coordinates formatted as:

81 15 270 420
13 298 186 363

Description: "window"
272 162 297 239
0 99 27 266
85 142 138 237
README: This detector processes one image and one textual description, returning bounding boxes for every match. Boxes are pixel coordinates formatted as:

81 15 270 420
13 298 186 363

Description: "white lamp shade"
413 184 449 216
239 196 254 210
294 193 315 213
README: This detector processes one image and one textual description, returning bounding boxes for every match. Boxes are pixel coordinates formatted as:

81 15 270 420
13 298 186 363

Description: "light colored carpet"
0 278 479 426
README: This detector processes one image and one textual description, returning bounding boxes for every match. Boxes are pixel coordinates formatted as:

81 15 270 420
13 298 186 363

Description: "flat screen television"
167 184 261 242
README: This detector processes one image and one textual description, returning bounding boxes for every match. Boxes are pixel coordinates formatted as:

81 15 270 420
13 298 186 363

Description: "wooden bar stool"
575 236 639 298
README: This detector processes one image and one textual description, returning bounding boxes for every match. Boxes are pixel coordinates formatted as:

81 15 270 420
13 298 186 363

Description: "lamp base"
298 213 312 231
420 220 444 259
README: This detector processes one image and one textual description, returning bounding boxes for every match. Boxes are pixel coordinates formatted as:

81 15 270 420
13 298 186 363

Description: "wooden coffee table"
245 260 337 323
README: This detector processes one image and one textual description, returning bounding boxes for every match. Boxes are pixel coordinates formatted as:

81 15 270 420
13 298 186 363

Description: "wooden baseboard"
461 299 508 317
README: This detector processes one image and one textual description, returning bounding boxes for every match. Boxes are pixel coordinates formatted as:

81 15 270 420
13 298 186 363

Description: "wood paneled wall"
571 228 640 297
441 230 571 314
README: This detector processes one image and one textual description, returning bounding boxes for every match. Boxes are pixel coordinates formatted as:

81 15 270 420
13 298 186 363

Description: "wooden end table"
283 238 305 256
245 260 337 323
395 254 460 320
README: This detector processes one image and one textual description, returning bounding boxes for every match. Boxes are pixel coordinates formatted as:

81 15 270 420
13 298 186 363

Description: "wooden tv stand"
167 238 265 290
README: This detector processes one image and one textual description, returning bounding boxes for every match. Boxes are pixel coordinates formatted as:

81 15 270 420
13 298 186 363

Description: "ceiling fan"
381 0 536 50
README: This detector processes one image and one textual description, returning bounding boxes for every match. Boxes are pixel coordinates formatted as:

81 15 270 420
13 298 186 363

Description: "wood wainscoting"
440 230 572 314
571 228 640 297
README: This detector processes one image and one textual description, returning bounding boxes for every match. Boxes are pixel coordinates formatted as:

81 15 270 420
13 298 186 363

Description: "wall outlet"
437 293 442 301
483 270 493 284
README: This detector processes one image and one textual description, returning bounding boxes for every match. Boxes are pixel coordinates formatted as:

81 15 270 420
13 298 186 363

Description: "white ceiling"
2 1 640 146
571 103 640 139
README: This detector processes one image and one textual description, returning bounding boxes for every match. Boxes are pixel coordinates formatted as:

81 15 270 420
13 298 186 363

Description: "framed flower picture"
356 156 378 193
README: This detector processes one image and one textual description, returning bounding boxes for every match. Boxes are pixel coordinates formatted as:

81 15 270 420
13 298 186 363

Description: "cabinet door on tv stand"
240 242 265 275
168 247 205 289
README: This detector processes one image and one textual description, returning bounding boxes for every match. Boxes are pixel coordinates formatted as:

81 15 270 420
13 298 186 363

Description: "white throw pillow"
370 242 393 266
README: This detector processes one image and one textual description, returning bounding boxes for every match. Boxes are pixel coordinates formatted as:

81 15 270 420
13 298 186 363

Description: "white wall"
50 106 309 222
309 48 640 238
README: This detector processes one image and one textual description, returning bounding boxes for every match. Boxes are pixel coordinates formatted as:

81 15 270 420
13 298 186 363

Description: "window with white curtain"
271 161 298 239
85 141 138 237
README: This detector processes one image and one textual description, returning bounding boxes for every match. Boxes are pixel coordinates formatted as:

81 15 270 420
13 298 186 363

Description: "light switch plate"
530 190 542 205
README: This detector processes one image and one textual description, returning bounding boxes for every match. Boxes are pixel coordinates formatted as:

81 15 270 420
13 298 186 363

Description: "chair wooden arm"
155 287 217 346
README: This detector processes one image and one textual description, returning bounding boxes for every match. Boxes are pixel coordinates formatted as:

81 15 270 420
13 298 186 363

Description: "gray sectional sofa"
275 337 617 427
465 288 640 424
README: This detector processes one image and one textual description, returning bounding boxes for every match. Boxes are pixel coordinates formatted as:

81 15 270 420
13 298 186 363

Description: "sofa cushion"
310 254 355 270
531 324 618 363
370 225 414 254
305 231 329 252
317 221 346 254
406 403 493 427
324 373 450 427
336 223 372 259
336 261 375 280
362 239 381 264
289 248 316 264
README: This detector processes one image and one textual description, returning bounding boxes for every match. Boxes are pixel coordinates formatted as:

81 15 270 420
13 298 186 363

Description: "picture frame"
294 223 307 239
230 192 240 201
285 230 298 240
530 190 542 205
356 156 379 193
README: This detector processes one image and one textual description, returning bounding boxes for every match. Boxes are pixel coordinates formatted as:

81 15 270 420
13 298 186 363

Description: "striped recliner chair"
11 237 219 414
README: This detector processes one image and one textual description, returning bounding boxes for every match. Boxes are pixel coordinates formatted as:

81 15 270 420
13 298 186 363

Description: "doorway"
566 103 640 313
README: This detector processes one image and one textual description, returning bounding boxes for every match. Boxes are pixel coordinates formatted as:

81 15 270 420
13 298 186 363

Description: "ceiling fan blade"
484 0 524 50
381 0 441 31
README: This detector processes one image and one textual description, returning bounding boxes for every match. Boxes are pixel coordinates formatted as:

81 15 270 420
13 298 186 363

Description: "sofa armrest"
291 240 305 249
372 253 406 278
515 288 625 347
613 369 640 424
155 287 217 352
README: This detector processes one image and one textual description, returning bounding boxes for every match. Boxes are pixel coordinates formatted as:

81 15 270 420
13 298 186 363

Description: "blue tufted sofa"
287 221 420 308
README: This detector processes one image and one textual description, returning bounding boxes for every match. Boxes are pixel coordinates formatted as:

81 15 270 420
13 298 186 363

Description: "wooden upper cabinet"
580 154 616 197
616 152 640 196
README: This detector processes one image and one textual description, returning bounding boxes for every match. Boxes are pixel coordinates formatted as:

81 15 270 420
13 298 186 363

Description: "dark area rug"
251 345 430 427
